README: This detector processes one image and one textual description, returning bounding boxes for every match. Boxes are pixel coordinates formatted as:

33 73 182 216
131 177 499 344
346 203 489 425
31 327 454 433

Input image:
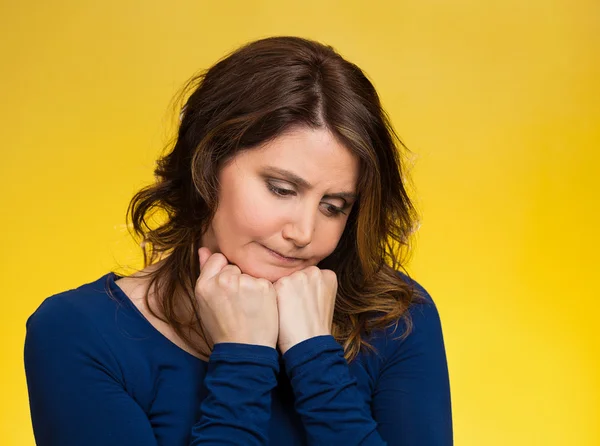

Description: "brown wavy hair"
122 36 425 363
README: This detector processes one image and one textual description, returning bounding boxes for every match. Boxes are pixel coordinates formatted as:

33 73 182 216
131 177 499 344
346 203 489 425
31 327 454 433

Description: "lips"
262 245 303 261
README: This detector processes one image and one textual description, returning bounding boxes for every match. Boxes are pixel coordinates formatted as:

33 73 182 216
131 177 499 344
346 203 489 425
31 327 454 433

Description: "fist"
195 247 279 348
273 266 338 355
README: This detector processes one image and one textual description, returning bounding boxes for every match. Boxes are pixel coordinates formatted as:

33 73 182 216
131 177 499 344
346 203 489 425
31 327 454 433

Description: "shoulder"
362 272 448 366
26 273 122 337
24 274 126 378
396 270 442 328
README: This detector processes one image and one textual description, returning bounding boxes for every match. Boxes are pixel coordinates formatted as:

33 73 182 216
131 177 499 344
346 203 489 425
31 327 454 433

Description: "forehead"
236 127 360 189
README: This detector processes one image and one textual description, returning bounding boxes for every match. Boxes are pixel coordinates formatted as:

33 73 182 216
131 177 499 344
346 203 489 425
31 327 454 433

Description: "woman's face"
201 126 360 282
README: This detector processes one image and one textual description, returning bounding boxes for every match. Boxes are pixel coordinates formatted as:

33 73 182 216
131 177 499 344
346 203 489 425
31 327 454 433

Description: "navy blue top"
24 272 452 445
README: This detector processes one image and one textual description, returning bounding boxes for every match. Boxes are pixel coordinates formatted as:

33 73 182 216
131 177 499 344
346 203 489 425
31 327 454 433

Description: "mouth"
260 244 304 263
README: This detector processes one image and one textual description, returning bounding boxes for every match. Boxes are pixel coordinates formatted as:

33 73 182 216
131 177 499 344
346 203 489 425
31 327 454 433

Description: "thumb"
198 247 212 269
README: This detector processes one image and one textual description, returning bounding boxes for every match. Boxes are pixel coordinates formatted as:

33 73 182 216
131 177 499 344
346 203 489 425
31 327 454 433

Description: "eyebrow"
261 166 358 201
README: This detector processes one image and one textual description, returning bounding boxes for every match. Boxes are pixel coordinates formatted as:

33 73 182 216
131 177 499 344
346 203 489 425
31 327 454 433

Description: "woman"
24 36 453 445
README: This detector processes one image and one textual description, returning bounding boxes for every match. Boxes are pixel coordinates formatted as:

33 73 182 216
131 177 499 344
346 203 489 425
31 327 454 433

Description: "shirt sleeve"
281 286 453 446
24 296 280 446
192 342 280 445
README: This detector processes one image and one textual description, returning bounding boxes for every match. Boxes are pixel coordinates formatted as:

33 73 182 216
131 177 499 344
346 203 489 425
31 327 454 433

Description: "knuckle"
213 253 227 262
277 276 292 289
305 266 319 277
226 264 241 274
238 274 253 288
323 269 336 280
256 278 270 290
216 272 234 289
291 269 305 279
273 279 285 291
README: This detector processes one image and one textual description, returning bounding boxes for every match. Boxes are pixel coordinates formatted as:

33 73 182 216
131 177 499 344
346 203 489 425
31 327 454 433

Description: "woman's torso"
59 272 380 445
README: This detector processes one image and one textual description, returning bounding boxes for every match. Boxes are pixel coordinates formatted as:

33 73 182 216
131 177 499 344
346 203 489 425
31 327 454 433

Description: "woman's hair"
123 36 425 362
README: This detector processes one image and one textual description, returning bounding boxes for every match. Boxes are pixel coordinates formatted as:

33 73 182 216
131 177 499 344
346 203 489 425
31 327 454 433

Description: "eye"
267 181 348 217
267 182 296 197
321 203 347 217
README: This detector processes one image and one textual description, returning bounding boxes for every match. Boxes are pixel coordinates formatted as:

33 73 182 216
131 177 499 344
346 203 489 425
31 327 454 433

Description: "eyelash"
266 183 347 217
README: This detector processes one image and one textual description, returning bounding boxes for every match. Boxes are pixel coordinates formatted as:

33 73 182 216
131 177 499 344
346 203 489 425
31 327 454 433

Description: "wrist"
278 330 331 355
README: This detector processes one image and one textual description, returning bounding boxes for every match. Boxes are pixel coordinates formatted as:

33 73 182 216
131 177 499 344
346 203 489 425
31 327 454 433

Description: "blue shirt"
24 272 453 445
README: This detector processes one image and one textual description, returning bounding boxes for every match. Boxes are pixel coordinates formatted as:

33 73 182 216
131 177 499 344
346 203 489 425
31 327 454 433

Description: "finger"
256 278 276 295
321 269 337 284
199 250 229 280
198 247 212 269
219 264 242 276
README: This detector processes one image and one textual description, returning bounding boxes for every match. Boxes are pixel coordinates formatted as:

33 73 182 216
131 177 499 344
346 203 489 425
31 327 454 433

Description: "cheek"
311 220 349 260
214 180 281 238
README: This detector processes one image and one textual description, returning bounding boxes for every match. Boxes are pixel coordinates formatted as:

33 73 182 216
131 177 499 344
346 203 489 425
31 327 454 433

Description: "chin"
239 263 297 283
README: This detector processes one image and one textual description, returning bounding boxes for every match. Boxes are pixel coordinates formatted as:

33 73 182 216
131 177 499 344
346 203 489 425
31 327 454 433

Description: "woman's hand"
273 266 338 355
195 247 279 348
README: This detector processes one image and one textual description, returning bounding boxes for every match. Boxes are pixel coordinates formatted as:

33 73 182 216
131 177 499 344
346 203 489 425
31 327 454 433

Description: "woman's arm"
24 296 279 446
193 342 280 444
281 286 453 445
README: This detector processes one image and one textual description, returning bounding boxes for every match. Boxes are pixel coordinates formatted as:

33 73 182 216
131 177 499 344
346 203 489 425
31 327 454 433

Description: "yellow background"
1 1 598 444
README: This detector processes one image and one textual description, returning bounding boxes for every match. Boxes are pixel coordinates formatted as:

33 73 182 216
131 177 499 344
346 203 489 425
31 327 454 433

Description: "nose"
282 206 317 248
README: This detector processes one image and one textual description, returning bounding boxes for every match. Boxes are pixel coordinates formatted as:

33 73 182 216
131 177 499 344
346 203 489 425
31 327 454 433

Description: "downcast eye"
267 183 295 197
321 202 346 217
